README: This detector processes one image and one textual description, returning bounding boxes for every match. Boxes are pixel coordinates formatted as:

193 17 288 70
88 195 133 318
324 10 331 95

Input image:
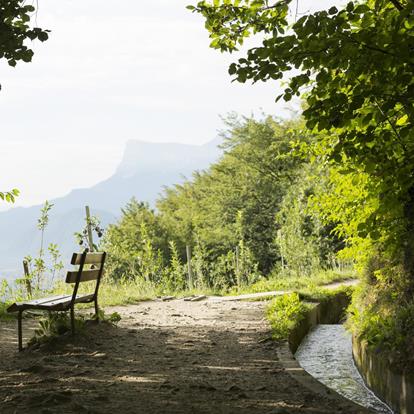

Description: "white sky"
0 0 340 209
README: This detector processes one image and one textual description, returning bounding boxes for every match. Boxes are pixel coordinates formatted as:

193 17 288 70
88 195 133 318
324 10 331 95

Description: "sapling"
20 201 64 295
36 201 53 288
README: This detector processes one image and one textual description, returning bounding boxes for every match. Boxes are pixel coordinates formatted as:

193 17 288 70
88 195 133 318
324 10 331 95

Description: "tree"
0 1 49 86
275 163 345 276
102 199 169 281
1 1 49 199
190 0 414 271
158 115 304 273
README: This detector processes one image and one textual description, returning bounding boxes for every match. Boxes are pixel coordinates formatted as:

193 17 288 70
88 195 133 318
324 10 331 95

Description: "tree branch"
389 0 404 11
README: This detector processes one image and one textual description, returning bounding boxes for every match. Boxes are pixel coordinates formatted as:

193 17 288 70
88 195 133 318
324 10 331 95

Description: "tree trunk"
186 245 193 290
403 185 414 281
85 206 94 252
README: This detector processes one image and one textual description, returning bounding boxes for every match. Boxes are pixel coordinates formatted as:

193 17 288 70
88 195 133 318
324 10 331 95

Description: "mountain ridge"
0 138 222 279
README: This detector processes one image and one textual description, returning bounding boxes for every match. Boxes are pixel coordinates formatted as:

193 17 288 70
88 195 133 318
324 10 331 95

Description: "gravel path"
0 294 370 413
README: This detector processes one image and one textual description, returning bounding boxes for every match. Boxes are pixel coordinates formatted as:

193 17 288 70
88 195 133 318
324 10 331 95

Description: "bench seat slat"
7 295 69 312
36 293 94 309
12 295 68 307
7 294 94 312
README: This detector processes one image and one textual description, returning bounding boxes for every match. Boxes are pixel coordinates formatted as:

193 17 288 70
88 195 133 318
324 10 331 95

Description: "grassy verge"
49 278 163 308
266 285 354 340
346 277 414 372
229 268 356 296
0 277 221 320
1 268 356 321
50 278 221 309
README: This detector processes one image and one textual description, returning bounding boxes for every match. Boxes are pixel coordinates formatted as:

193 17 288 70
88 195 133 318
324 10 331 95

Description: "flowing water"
295 325 393 413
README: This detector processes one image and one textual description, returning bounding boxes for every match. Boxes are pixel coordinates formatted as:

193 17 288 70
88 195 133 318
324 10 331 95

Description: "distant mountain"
0 139 222 280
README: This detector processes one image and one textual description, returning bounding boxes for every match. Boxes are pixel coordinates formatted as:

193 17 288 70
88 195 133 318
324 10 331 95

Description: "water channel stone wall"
275 291 371 413
352 336 414 414
284 289 414 413
288 292 350 353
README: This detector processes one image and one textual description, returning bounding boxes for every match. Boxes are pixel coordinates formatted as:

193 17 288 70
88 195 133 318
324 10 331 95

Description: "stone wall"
352 336 414 414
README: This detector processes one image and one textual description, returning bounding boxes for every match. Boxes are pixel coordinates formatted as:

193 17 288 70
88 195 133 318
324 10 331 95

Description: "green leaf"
396 114 408 126
37 31 49 42
404 16 414 30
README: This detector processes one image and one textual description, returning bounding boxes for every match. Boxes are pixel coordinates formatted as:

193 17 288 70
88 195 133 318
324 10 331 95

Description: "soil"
0 296 370 414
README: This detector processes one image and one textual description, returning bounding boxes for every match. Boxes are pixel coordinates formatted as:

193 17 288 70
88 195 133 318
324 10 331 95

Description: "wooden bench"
7 251 106 351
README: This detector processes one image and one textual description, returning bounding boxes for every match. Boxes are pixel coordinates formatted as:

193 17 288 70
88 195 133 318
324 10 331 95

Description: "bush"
266 293 309 340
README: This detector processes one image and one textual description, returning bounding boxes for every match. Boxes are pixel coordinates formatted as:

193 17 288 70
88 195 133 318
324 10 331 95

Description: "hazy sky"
0 0 339 209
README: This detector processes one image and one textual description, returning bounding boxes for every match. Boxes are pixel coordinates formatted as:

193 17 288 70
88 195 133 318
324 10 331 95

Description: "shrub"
266 293 309 340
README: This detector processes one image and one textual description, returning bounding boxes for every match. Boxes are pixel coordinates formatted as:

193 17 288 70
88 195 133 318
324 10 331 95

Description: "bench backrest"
66 251 106 303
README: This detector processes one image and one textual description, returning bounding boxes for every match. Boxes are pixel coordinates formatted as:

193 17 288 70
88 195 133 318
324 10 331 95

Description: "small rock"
226 385 243 392
254 385 267 391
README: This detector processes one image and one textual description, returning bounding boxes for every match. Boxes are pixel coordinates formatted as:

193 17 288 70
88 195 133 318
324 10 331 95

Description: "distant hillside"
0 139 222 280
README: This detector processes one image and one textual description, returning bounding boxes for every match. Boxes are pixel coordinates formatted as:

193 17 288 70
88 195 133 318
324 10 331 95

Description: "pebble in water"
295 324 393 414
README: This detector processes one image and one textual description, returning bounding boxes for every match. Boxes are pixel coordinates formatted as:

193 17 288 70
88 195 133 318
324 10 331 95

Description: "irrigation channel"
295 324 393 414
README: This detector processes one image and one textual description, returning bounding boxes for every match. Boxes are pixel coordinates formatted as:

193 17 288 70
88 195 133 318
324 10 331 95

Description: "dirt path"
0 295 369 414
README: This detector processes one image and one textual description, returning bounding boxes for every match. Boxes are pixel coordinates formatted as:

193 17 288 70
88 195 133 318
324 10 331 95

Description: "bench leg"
17 310 23 352
70 307 75 335
94 299 99 320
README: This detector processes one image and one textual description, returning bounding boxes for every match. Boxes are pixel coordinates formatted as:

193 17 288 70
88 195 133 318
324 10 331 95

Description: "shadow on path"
0 299 370 413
